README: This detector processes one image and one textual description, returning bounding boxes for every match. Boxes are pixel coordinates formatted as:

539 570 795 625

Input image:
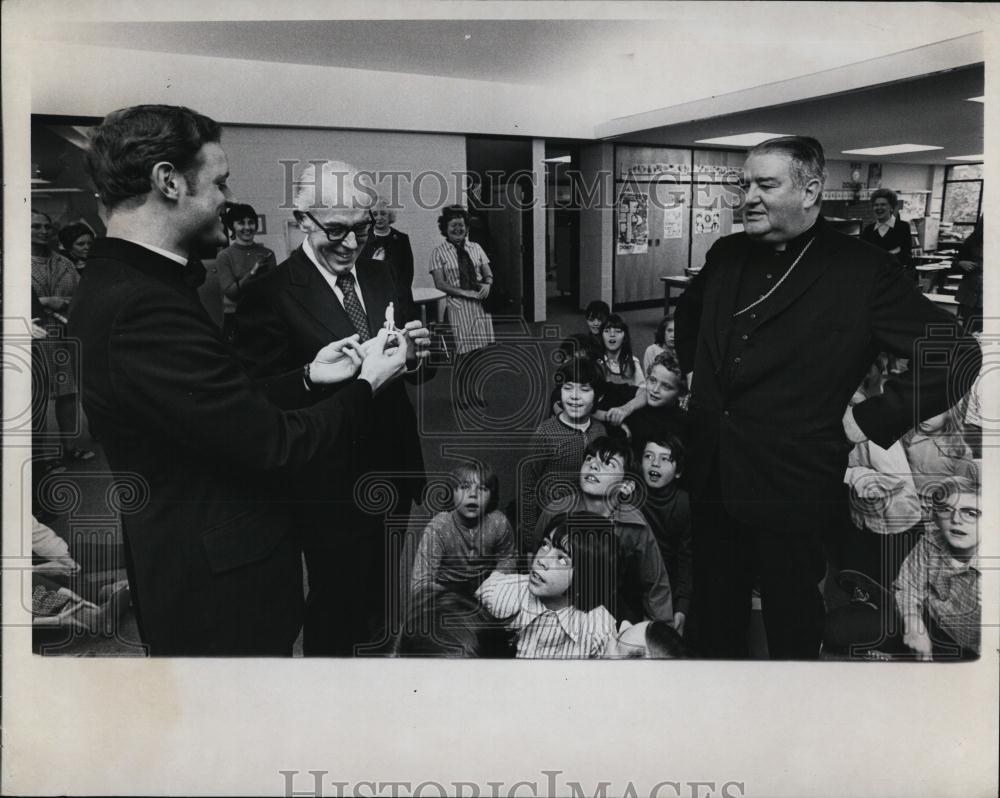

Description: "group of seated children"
401 303 694 658
401 302 980 662
829 351 982 661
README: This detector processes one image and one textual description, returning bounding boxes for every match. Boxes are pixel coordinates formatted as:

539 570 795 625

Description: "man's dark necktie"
453 241 479 290
335 272 371 342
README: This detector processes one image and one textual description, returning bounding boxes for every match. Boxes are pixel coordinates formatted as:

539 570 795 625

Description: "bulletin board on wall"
690 149 746 269
614 180 693 306
613 144 744 305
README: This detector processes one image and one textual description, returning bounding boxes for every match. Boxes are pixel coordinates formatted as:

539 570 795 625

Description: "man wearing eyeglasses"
70 107 409 656
237 160 432 656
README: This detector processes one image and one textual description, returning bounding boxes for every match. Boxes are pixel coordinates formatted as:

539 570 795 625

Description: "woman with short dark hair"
57 222 96 276
861 188 914 280
429 204 496 408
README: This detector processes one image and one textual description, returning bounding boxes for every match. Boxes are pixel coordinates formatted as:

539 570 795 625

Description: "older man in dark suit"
236 162 431 656
69 106 408 655
675 136 980 659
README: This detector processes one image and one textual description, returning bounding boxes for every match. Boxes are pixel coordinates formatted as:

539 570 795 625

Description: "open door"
475 185 524 318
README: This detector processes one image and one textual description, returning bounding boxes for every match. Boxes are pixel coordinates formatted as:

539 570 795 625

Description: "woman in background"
359 197 416 321
57 222 95 277
30 210 93 464
954 215 983 333
860 189 914 281
216 202 276 344
429 205 496 409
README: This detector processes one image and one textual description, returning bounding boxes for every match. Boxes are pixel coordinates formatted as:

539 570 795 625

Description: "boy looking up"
638 435 693 635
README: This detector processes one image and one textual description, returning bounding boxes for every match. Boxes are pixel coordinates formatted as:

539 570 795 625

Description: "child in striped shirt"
476 511 618 658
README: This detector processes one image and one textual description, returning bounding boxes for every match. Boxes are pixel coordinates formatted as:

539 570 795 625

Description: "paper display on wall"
693 209 721 235
617 193 648 255
662 205 684 239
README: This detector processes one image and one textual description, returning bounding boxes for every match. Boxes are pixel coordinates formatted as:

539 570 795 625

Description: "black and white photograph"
2 2 997 796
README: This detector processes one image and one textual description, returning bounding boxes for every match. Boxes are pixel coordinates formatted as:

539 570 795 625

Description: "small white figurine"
384 302 398 332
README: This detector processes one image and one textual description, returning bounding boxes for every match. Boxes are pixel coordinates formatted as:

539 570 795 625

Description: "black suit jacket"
236 246 427 514
357 227 416 321
68 239 375 654
674 217 980 533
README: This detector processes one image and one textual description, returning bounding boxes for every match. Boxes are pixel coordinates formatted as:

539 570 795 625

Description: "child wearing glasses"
894 476 981 661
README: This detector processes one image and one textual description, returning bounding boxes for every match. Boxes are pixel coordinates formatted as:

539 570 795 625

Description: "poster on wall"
662 205 684 239
867 162 883 188
617 193 648 254
694 209 721 235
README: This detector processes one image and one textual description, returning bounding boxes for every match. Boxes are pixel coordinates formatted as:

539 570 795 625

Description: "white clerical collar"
117 236 188 266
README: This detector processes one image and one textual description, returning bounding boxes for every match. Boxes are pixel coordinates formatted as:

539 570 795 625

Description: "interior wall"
220 125 466 290
825 160 934 193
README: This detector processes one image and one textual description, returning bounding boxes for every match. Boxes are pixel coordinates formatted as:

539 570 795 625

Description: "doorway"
465 136 533 320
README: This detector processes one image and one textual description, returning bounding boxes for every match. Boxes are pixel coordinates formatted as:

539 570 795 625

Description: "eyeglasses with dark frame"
932 501 981 524
302 210 374 244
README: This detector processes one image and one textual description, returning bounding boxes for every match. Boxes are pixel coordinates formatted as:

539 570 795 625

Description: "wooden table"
412 286 446 326
659 275 691 314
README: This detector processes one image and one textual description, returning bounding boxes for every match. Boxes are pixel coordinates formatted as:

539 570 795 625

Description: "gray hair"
373 196 397 224
748 136 827 190
292 160 377 212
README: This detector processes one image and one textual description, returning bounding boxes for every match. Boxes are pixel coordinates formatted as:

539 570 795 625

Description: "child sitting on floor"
901 403 977 520
637 435 693 636
840 389 923 584
476 511 619 658
895 476 981 660
598 314 644 387
621 351 689 455
642 314 676 375
592 314 648 430
584 300 611 349
522 356 607 542
532 436 674 625
410 463 516 596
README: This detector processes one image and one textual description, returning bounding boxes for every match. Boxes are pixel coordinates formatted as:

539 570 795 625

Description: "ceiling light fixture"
543 155 571 164
841 144 943 156
695 132 794 147
967 96 984 103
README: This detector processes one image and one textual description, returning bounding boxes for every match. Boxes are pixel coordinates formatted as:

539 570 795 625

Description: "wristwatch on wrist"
303 362 315 391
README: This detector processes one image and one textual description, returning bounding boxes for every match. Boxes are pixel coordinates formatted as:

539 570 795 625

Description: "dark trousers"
301 513 391 657
692 496 827 659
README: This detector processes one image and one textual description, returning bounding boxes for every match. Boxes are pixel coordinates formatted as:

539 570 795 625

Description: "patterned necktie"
335 271 371 342
453 241 480 290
